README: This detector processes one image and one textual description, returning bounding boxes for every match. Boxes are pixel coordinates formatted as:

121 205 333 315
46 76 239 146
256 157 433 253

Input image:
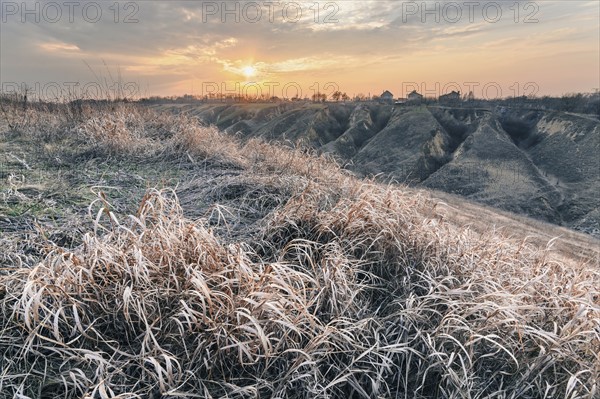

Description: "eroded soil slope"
157 102 600 236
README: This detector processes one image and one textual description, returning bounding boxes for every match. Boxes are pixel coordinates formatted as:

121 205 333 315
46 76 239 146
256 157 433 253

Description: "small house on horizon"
407 90 423 103
380 90 394 104
439 90 461 104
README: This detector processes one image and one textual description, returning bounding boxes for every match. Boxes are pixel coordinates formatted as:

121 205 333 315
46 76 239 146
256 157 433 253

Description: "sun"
242 65 257 78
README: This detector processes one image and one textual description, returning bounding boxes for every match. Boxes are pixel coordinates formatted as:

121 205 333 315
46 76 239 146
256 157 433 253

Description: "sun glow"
242 65 257 78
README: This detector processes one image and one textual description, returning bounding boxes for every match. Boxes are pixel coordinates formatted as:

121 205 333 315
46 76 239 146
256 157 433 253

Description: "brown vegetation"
0 103 598 398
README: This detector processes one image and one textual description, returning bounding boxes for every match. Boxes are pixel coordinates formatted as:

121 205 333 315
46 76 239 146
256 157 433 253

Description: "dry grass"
0 103 598 398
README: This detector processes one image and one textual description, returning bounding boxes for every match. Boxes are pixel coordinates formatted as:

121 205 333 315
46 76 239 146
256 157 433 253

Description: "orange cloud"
39 42 80 53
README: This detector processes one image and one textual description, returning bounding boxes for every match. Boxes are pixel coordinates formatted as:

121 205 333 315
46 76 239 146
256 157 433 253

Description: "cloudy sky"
1 1 598 99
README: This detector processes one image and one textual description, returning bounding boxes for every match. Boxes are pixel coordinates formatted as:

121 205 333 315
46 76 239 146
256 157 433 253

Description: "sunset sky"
1 0 599 99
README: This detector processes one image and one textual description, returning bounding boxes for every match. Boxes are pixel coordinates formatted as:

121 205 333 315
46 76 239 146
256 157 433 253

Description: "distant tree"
331 91 342 102
341 93 350 102
584 93 600 117
561 94 584 112
311 92 327 102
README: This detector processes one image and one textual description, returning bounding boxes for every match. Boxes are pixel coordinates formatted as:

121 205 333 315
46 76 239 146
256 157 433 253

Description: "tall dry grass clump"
0 189 390 398
1 100 345 180
71 104 250 168
74 104 150 154
0 104 598 398
263 182 599 397
1 185 598 398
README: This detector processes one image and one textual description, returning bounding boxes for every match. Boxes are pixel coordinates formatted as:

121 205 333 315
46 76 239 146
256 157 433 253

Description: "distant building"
439 91 461 104
407 90 423 103
380 90 394 104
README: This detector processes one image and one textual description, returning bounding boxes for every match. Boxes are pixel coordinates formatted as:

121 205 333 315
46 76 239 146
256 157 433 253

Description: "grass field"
0 102 598 398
